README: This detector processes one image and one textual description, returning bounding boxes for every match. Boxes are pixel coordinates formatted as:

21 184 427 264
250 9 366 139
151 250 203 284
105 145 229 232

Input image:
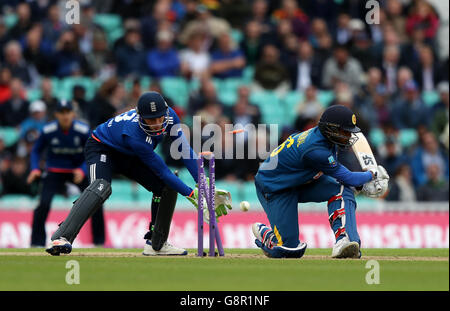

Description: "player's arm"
27 131 46 184
168 113 198 183
303 148 373 187
72 123 91 182
125 136 194 197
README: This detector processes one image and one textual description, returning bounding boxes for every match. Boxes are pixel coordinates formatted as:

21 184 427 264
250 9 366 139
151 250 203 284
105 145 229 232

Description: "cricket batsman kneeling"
46 91 232 256
252 105 389 259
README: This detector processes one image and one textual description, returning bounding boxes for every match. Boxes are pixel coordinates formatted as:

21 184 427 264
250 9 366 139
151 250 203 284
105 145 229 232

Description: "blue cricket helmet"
136 92 169 136
318 105 360 149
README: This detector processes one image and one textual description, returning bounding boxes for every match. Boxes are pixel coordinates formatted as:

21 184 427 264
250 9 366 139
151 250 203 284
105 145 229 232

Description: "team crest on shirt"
74 136 80 146
328 155 337 167
51 137 59 145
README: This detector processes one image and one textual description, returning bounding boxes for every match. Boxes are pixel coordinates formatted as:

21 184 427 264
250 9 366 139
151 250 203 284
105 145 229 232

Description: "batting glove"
362 165 390 198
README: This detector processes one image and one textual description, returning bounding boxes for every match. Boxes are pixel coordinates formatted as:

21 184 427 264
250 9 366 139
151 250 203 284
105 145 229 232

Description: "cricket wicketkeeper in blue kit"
252 105 389 259
46 92 232 256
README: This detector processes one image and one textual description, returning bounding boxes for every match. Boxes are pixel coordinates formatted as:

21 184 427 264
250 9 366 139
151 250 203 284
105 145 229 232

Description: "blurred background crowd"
0 0 448 202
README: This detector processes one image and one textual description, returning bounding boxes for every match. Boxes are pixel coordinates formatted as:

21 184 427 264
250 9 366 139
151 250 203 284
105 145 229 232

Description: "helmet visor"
138 112 169 136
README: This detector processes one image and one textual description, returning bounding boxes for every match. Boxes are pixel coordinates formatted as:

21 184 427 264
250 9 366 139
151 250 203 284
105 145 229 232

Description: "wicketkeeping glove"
185 183 232 221
214 188 232 217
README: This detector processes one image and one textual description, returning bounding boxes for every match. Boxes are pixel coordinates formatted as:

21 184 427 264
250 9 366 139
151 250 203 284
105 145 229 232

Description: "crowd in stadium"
0 0 448 202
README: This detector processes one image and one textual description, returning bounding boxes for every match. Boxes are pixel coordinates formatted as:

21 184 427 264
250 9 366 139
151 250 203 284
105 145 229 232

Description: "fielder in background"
27 100 105 247
45 92 232 256
253 105 389 259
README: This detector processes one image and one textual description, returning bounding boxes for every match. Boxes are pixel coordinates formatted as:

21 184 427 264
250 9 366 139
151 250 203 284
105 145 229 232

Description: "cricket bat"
351 132 381 192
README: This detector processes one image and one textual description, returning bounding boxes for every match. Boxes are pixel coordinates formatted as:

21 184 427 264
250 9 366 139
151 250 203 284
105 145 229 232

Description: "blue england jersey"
31 120 90 174
255 127 372 193
93 107 198 196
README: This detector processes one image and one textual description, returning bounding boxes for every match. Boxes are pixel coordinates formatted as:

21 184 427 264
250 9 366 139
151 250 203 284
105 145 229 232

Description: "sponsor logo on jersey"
328 155 337 167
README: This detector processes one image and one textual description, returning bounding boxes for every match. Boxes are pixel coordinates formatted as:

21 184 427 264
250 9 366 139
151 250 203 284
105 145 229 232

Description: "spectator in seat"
213 116 239 181
88 77 121 128
0 17 10 62
380 44 401 94
72 85 90 123
210 32 246 79
359 84 391 129
3 40 32 86
179 32 211 80
378 135 409 177
39 78 59 121
85 30 114 79
0 78 29 127
406 0 439 45
187 78 222 115
290 40 323 91
240 20 264 66
391 80 430 129
411 131 449 187
417 164 449 201
252 44 290 95
179 4 231 48
147 30 181 78
231 86 261 127
41 3 64 44
413 44 443 91
391 66 414 102
249 0 273 36
322 43 365 94
21 23 54 77
357 67 383 105
308 18 329 49
431 81 449 138
385 0 408 43
293 85 323 132
332 13 352 45
19 100 47 139
113 27 146 78
54 30 93 78
1 156 34 196
385 164 417 202
348 20 375 71
272 0 309 40
8 2 33 40
0 66 12 104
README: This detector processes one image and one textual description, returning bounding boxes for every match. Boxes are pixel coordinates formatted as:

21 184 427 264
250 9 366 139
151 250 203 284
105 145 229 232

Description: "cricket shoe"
45 237 72 256
142 240 188 256
331 236 360 258
252 223 277 249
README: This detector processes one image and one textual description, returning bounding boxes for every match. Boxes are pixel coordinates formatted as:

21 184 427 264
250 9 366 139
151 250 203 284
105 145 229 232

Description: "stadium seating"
249 91 285 126
0 127 19 147
93 14 123 45
422 90 440 107
59 77 99 100
160 77 189 108
369 128 418 148
3 13 17 29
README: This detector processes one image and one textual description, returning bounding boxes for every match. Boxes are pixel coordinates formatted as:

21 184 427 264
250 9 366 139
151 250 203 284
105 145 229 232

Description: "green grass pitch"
0 248 448 291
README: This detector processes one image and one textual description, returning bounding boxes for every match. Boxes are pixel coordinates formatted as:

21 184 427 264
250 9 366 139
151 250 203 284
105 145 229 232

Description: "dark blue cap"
136 92 168 119
55 100 73 112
